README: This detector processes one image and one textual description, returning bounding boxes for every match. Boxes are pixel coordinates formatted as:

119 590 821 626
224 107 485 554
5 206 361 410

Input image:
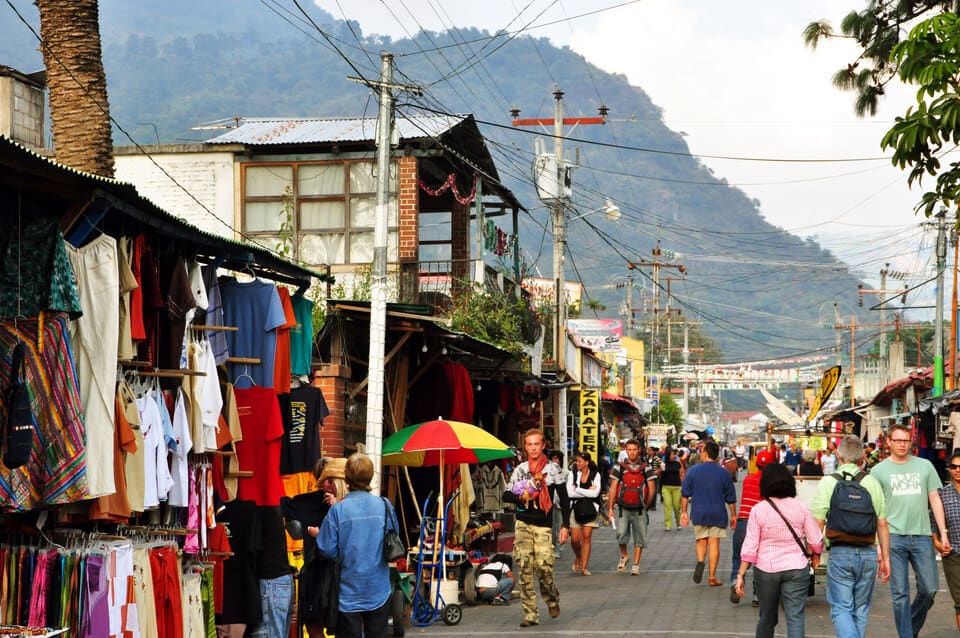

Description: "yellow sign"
579 388 600 460
808 365 842 421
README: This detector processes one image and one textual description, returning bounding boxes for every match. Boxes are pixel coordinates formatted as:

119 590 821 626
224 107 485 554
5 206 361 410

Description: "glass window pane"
245 201 283 232
349 162 375 193
350 197 375 228
299 164 344 196
349 197 398 228
246 165 292 197
388 230 398 262
248 234 284 253
300 233 345 265
349 161 398 193
350 232 373 264
301 201 345 229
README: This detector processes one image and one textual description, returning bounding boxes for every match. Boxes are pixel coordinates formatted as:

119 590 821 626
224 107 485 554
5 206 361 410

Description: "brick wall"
313 363 350 457
397 156 418 262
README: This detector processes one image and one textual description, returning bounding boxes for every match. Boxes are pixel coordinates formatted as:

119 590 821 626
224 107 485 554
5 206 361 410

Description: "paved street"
405 480 960 637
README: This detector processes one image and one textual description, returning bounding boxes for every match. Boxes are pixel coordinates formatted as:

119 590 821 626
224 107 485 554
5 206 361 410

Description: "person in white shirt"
820 441 838 476
476 555 515 605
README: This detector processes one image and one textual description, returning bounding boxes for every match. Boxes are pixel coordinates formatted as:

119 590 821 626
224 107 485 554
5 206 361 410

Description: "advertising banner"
579 388 600 459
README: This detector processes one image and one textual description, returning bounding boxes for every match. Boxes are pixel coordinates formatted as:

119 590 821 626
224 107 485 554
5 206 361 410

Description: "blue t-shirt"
220 278 286 388
681 460 737 527
316 491 398 612
289 293 315 376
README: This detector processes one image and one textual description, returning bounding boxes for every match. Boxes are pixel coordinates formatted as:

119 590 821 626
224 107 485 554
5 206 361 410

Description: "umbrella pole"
439 448 446 582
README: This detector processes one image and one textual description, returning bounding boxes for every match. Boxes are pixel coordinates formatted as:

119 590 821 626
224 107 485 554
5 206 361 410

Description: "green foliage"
804 2 955 117
881 12 960 216
446 282 534 357
275 185 294 259
654 391 683 429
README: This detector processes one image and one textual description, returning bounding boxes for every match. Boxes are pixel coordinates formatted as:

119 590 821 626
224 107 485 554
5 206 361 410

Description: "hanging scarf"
527 454 553 514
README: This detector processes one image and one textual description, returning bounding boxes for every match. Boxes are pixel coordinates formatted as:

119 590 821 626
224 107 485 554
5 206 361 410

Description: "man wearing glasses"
871 424 951 638
933 450 960 632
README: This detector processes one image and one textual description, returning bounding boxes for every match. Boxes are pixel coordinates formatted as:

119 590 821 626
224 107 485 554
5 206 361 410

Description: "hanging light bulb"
422 343 428 353
442 346 448 356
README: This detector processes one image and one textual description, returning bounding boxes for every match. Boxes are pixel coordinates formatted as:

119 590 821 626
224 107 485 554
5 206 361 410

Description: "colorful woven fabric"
0 314 89 510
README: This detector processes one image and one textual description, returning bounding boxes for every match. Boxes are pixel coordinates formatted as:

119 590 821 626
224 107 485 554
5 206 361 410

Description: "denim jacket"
316 490 399 612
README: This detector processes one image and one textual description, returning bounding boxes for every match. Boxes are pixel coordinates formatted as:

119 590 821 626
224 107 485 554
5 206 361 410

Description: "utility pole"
350 53 422 493
858 269 908 387
513 89 607 466
627 248 685 421
935 209 949 397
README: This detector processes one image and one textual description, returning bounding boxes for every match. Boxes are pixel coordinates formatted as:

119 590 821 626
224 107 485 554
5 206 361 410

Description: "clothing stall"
0 134 332 637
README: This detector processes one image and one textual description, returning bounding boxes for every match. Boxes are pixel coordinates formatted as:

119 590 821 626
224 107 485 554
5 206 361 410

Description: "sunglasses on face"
950 464 960 470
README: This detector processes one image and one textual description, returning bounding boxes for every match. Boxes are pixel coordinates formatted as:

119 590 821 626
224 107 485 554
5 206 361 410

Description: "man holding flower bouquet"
504 428 571 628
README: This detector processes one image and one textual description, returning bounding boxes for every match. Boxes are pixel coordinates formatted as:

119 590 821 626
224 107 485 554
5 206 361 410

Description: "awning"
601 391 638 411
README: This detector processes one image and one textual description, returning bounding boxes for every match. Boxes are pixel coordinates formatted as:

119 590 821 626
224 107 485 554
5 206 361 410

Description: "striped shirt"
936 483 960 555
740 497 824 574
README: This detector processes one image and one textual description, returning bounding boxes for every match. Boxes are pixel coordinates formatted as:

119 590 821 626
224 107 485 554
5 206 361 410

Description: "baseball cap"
755 450 776 468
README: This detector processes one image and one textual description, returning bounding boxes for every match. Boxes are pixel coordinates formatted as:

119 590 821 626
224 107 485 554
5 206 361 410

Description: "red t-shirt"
736 471 762 520
234 386 285 506
273 287 297 393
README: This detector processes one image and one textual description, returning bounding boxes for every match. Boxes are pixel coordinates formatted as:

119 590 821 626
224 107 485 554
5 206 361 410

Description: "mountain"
0 0 872 361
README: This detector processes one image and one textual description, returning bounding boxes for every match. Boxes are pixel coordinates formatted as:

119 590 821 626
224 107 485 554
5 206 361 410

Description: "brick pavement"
405 471 960 637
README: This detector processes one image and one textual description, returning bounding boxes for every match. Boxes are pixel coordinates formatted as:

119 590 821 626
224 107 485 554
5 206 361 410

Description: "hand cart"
410 490 463 626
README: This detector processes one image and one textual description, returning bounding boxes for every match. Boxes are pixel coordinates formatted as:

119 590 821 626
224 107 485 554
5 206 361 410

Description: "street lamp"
569 199 621 223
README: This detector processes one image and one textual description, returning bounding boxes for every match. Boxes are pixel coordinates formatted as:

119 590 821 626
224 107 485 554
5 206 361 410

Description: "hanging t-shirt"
234 386 285 506
279 385 329 475
273 288 297 393
116 236 139 361
289 294 314 376
168 389 193 508
219 278 286 388
201 265 228 365
216 500 262 627
129 234 147 342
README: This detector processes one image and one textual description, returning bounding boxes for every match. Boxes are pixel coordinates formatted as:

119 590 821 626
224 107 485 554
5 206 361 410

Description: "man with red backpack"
607 439 657 575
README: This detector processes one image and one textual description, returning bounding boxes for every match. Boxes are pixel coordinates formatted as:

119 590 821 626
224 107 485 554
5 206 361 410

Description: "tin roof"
205 114 468 146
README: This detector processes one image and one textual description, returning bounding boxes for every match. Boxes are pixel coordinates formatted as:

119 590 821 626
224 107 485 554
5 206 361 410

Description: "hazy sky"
314 0 936 289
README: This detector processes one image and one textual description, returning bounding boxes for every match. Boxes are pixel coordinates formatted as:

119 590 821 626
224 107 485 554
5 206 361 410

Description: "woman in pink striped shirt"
734 463 823 638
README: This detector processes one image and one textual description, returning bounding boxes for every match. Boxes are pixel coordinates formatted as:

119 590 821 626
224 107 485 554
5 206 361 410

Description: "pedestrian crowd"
490 427 960 638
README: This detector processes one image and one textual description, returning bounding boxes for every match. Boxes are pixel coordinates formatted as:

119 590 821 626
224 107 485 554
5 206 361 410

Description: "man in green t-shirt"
870 424 950 638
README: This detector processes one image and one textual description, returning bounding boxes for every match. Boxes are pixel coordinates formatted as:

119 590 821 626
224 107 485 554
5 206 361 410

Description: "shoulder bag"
382 497 405 562
765 498 816 596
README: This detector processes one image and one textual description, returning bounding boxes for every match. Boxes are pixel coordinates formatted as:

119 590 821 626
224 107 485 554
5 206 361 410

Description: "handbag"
382 497 405 562
765 498 816 596
573 497 597 524
3 341 35 469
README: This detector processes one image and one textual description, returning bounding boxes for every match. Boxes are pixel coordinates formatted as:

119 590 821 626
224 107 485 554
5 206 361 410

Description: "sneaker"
751 596 759 608
617 556 628 572
630 564 640 576
693 560 705 584
492 595 508 605
664 527 672 532
548 603 560 619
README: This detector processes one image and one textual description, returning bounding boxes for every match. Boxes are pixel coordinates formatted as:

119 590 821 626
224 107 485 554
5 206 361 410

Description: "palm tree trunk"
36 0 115 178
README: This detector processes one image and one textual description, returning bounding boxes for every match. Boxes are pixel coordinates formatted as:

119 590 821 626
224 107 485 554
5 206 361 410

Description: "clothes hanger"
234 365 255 389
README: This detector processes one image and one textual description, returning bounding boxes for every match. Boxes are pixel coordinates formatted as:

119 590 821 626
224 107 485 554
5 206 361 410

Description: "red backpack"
616 462 648 510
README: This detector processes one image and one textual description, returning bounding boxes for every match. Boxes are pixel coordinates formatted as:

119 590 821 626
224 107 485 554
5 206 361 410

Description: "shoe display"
693 560 705 583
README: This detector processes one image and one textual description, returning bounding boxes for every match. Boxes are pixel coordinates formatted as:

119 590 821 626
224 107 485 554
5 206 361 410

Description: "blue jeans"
250 573 294 638
754 566 809 638
478 576 515 601
826 545 878 638
889 533 939 638
730 518 747 582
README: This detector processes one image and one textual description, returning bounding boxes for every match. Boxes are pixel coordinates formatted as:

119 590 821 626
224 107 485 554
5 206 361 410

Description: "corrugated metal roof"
204 114 467 146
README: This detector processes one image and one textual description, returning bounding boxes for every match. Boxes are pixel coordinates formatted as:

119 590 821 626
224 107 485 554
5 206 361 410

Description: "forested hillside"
1 0 871 361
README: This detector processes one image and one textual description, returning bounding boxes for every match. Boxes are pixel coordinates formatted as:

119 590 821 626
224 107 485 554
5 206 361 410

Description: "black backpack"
825 470 877 546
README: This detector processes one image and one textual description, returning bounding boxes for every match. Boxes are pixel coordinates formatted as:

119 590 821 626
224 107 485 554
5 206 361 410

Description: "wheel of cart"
389 567 413 636
410 490 463 627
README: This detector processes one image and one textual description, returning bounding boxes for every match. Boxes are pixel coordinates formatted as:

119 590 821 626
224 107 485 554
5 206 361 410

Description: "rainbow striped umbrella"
382 417 513 467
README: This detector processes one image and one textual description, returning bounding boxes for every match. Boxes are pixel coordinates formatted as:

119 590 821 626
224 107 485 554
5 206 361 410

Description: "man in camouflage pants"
504 429 570 628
